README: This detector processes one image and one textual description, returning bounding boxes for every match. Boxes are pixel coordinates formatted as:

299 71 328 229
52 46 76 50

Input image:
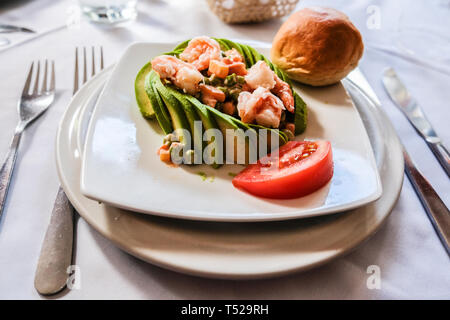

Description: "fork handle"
0 131 22 218
403 150 450 256
427 141 450 178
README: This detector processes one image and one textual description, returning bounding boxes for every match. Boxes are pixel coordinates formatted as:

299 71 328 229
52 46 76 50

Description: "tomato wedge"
232 140 333 199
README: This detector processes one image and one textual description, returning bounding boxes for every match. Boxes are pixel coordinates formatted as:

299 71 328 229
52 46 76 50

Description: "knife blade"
382 67 450 177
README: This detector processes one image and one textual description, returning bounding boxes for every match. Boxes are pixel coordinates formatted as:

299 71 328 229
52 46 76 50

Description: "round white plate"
56 68 404 279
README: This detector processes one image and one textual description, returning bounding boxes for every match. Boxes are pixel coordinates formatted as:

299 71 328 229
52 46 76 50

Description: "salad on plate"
135 36 333 199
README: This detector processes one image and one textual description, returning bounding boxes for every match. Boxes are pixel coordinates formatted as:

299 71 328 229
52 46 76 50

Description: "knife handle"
34 187 74 295
427 141 450 178
403 150 450 256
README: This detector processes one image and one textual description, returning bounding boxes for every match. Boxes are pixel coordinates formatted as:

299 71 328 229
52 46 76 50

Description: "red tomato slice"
232 140 333 199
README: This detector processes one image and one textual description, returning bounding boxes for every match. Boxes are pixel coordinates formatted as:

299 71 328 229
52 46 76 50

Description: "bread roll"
271 7 363 86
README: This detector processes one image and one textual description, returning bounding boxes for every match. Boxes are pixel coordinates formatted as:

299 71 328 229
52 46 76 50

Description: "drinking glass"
79 0 138 24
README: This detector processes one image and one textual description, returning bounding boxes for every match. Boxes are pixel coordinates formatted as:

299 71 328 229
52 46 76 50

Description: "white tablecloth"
0 0 449 299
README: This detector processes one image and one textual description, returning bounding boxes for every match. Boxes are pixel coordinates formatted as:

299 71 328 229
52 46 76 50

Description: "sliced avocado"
239 44 255 68
206 105 257 164
185 95 217 134
135 62 155 119
186 96 221 166
173 39 190 51
152 78 191 145
167 87 201 134
144 71 173 134
245 45 263 64
293 92 308 135
218 38 243 55
167 87 204 162
213 38 231 51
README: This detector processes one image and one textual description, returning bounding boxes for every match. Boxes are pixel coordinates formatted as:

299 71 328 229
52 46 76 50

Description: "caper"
236 75 246 84
225 74 237 86
217 86 229 95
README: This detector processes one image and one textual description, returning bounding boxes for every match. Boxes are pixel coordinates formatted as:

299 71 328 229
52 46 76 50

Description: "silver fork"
34 47 103 296
0 60 55 218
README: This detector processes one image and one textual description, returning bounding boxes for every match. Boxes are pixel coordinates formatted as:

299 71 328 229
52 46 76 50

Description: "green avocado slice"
153 78 191 145
293 92 308 135
135 62 155 119
218 39 243 55
186 96 222 167
166 87 204 160
213 38 231 51
144 71 173 134
239 44 255 68
246 45 264 63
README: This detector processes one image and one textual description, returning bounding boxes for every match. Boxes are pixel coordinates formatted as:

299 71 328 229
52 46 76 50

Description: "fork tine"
50 61 55 92
91 46 96 77
73 47 79 95
22 62 34 96
100 46 104 70
42 60 48 92
32 61 40 95
83 46 87 84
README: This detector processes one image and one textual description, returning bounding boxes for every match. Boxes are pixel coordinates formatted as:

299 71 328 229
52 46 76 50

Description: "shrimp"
237 87 285 128
151 55 203 94
272 74 295 113
223 48 244 64
179 36 221 71
244 61 294 113
244 61 276 90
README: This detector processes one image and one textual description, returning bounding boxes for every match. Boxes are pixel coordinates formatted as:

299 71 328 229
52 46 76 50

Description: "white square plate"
80 42 382 222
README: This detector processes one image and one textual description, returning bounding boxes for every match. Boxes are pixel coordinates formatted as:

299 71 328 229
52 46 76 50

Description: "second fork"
34 47 103 296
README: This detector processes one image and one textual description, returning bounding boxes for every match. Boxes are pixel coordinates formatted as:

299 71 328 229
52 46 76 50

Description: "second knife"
382 67 450 177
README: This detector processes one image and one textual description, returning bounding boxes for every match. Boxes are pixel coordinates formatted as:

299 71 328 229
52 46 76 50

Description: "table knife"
347 69 450 256
382 68 450 177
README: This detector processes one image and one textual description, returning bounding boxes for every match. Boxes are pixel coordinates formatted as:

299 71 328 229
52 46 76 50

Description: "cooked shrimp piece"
223 48 244 64
243 61 294 112
175 67 204 94
199 84 226 108
179 36 221 71
272 74 295 113
151 55 203 94
237 87 285 128
244 61 276 90
221 48 247 76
